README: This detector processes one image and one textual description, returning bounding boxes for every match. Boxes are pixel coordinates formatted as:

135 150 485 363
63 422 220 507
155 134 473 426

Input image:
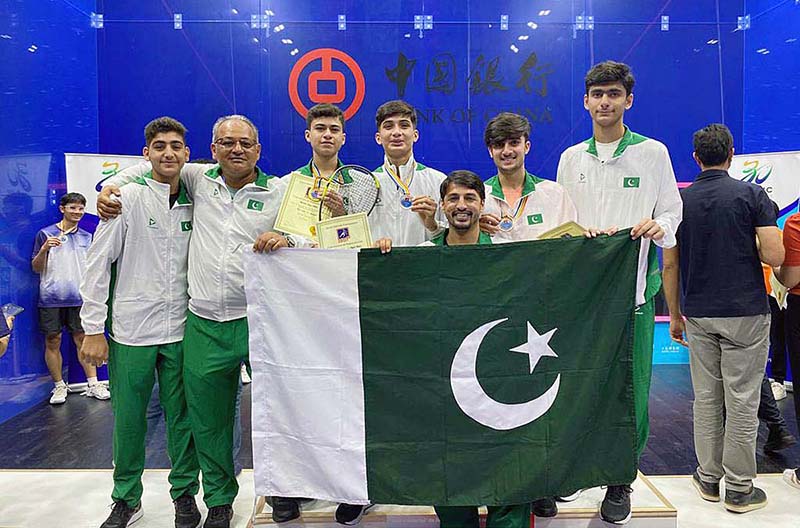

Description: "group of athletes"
77 60 682 528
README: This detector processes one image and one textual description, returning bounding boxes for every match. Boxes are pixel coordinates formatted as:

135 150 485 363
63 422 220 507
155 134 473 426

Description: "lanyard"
385 162 413 195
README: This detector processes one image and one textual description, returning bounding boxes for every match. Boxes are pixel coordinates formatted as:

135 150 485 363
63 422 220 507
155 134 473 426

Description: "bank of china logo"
451 318 560 431
247 199 264 211
740 160 772 184
623 177 640 188
288 48 366 121
527 213 543 225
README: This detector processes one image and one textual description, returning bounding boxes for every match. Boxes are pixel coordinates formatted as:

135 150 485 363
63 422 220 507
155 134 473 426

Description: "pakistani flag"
244 234 639 506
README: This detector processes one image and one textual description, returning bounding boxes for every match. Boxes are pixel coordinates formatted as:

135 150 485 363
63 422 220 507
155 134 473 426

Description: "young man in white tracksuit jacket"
556 61 682 525
479 112 577 245
369 100 447 248
80 117 202 528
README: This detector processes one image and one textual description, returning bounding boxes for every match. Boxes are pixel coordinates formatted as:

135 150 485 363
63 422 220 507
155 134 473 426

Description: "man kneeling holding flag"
383 170 529 527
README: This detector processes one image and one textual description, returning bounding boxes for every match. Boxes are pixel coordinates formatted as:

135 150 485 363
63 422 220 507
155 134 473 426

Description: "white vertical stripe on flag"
244 248 369 504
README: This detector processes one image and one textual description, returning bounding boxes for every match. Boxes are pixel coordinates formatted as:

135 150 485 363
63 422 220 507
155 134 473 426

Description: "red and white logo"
288 48 366 121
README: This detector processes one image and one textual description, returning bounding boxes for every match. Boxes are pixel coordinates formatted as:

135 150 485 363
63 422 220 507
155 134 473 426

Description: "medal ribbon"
57 221 78 238
310 159 323 185
500 195 529 224
385 163 413 197
308 160 326 200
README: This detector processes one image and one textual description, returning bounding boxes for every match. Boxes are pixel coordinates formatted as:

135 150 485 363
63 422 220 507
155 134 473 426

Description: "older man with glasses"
98 115 307 528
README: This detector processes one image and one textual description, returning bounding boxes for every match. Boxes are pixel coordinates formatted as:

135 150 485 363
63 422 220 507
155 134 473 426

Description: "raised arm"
31 230 58 274
97 162 212 219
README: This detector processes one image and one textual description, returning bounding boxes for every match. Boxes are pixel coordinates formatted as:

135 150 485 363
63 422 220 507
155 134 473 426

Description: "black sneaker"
531 497 557 517
724 486 767 513
100 501 143 528
600 485 632 524
764 426 797 452
335 503 374 526
691 471 720 502
271 497 300 523
203 505 233 528
174 494 201 528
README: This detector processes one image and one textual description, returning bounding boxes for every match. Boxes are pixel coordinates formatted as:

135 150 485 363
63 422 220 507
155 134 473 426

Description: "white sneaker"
771 381 787 401
241 364 252 384
557 489 583 502
84 383 111 400
50 384 68 405
784 469 800 490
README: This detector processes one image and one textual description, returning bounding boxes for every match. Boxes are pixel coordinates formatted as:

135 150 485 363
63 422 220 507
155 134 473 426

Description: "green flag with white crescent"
244 233 639 506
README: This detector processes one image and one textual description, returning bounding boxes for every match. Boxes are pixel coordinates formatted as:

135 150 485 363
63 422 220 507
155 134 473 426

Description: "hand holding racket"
322 191 346 217
318 165 381 221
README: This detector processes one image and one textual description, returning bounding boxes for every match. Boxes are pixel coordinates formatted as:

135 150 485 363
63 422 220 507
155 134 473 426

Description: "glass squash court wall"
0 1 798 421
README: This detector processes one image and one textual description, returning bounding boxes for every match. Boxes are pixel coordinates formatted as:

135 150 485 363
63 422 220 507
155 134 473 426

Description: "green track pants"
183 312 249 507
633 298 655 461
108 340 200 507
435 504 530 528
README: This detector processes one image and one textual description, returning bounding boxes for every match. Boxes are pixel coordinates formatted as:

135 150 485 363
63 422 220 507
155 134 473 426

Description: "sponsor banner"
65 153 142 216
730 150 800 217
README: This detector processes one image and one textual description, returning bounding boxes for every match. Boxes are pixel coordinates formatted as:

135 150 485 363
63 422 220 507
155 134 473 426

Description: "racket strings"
321 167 379 217
340 178 379 214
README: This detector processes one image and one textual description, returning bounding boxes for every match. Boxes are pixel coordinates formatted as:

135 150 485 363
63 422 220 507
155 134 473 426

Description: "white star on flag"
509 322 558 373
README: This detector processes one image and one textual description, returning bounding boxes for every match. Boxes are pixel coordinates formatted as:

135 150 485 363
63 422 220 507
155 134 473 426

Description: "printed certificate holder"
315 212 373 249
538 221 586 240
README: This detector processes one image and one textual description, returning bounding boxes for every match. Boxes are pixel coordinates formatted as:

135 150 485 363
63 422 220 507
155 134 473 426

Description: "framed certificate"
274 172 339 240
315 212 373 249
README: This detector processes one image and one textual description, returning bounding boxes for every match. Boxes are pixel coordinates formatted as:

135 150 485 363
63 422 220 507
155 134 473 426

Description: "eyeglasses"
214 138 258 151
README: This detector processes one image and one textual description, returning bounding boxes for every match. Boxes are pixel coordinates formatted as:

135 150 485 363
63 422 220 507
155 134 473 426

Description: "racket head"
318 164 381 221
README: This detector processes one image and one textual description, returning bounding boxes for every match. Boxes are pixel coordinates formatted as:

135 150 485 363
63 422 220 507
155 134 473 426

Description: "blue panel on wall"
742 0 800 154
591 21 744 181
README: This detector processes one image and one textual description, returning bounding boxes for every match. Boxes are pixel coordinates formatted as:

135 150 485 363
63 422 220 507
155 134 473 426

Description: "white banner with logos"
65 153 142 216
730 150 800 214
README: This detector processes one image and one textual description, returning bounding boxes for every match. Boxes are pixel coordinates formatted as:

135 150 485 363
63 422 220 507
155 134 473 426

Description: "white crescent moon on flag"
450 318 561 431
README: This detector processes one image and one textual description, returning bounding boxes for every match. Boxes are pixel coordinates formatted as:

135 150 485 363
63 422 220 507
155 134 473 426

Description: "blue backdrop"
1 0 798 421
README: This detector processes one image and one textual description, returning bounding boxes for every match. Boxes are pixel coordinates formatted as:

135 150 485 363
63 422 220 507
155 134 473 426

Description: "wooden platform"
250 473 676 527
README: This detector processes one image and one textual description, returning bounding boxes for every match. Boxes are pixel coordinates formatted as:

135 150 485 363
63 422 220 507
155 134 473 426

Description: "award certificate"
316 212 373 249
274 172 339 240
